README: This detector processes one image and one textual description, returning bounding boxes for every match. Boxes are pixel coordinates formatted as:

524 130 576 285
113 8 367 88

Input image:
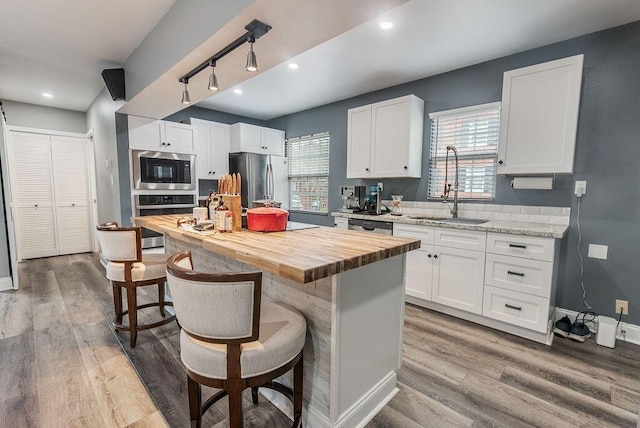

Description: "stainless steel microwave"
132 150 196 190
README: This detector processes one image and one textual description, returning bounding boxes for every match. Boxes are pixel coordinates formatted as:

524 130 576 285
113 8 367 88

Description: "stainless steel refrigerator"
229 153 288 209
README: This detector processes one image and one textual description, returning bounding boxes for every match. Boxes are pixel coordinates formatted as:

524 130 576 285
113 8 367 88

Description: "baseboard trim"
555 308 640 346
0 276 13 291
260 372 398 428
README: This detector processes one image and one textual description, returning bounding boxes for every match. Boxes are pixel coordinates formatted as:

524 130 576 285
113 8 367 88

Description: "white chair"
96 222 176 347
166 250 306 428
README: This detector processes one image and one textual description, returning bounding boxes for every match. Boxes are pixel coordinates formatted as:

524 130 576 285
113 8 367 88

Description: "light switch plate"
588 244 608 260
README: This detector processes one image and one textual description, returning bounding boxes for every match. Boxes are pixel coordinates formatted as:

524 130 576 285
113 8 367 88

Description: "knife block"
221 195 242 231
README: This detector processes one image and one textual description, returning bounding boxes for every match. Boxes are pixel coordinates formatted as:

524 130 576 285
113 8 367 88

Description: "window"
286 132 330 214
427 102 500 200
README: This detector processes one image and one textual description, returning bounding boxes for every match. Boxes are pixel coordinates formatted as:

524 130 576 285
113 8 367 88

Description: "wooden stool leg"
228 381 244 428
158 280 166 317
292 352 304 428
188 375 202 428
113 284 123 324
126 286 138 347
251 387 259 404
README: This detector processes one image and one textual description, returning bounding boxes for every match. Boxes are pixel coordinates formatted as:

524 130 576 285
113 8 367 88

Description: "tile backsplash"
383 201 571 226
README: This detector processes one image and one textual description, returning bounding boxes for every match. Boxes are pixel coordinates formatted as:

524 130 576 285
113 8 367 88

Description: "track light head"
245 37 258 72
181 81 191 105
208 63 219 91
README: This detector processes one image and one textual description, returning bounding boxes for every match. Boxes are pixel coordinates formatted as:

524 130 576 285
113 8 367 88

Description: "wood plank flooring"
0 253 638 427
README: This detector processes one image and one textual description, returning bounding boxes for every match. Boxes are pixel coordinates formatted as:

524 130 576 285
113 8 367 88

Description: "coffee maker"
340 186 366 213
364 184 382 215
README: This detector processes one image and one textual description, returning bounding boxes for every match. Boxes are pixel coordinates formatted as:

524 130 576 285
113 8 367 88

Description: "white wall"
86 89 124 225
2 100 86 133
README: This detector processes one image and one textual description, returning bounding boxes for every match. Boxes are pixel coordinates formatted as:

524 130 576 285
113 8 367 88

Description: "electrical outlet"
575 180 586 197
615 299 629 315
377 182 383 192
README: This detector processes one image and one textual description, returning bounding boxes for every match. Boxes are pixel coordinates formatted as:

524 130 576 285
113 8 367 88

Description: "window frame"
427 102 501 201
286 132 330 215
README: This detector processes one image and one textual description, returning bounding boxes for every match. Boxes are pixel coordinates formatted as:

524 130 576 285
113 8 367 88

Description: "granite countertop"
332 212 569 239
134 214 421 284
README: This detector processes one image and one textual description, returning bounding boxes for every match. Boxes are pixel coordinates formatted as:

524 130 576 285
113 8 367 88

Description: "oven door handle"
137 204 197 210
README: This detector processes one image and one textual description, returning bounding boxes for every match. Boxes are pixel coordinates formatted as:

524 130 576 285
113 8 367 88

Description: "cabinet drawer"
487 233 554 262
435 228 486 251
485 254 552 298
482 285 550 333
393 223 434 245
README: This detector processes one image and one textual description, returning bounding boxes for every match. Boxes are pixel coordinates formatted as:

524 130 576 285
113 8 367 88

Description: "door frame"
5 126 99 266
0 121 18 290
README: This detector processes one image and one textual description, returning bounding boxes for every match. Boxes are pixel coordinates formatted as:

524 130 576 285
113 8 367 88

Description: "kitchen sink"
444 218 488 225
407 215 448 221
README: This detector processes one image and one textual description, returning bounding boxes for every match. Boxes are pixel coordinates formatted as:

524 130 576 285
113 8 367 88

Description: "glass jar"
391 195 403 216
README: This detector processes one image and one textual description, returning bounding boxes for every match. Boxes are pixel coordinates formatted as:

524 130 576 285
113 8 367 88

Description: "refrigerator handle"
267 158 275 200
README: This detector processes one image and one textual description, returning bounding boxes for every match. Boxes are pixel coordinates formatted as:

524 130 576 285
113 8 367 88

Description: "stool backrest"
96 222 142 263
166 251 262 344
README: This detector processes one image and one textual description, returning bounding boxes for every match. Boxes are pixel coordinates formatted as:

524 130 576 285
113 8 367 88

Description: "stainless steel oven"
136 194 196 248
132 150 196 190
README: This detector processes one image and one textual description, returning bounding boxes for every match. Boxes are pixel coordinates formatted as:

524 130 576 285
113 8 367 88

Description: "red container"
246 207 289 232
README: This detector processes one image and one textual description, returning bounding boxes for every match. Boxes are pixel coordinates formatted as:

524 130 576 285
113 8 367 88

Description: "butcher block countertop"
134 214 420 284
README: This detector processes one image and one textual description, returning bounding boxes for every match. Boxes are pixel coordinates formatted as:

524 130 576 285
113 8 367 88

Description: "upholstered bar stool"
96 222 176 347
166 250 306 428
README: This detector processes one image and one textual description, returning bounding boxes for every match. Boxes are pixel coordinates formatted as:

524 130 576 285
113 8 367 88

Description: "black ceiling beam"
179 19 272 84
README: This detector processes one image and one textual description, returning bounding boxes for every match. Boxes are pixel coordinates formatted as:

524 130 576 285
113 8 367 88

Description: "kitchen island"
134 214 420 428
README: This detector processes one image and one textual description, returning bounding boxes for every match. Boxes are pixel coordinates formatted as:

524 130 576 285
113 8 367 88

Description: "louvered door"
9 132 58 259
51 136 92 255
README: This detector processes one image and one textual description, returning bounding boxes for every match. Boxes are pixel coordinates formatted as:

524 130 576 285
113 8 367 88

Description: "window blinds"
428 103 500 200
286 132 330 213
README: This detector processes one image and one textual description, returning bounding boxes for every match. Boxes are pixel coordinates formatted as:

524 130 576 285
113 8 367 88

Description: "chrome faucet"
442 145 459 218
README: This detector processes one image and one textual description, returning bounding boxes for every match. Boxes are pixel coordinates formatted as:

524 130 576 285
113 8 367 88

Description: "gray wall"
0 122 11 279
267 22 640 324
2 100 86 133
86 89 125 225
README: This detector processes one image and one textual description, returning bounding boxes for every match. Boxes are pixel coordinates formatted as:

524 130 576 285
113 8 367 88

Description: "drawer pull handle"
509 243 527 249
507 270 525 277
505 303 522 311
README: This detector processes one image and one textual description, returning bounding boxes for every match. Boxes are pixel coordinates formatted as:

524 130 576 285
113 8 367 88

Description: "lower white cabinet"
334 217 348 229
394 223 560 344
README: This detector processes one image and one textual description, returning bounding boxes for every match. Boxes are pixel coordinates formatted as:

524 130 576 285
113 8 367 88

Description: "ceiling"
0 0 175 111
1 0 639 118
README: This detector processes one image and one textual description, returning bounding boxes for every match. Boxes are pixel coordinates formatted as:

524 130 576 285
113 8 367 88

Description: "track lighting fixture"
245 36 258 72
178 19 271 103
181 81 191 105
208 62 219 91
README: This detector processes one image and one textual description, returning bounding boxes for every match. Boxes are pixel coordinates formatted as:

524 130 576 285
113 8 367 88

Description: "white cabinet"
347 94 424 179
333 217 348 229
8 131 93 260
230 123 285 156
482 233 557 333
498 55 583 175
128 115 195 154
394 224 485 314
190 118 230 180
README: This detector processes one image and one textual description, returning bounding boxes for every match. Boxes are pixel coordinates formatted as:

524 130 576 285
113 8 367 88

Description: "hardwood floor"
0 253 638 427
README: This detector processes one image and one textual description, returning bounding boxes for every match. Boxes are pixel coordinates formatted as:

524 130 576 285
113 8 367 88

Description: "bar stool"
96 222 176 347
166 250 306 428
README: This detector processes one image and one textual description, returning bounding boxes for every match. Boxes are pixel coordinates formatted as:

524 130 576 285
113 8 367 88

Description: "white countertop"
332 211 569 239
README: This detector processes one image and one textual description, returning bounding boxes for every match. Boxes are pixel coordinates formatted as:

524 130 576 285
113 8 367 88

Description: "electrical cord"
576 196 592 309
575 310 598 332
615 307 623 329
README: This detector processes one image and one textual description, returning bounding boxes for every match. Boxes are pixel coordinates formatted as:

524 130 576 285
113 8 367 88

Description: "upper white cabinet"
347 94 424 179
498 55 584 175
128 115 195 154
230 123 285 156
190 118 230 180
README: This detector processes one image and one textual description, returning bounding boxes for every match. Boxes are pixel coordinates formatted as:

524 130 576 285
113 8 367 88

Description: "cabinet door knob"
161 142 166 146
427 254 432 258
34 204 38 208
72 203 75 207
167 143 171 146
365 168 369 172
208 171 212 174
498 160 504 165
433 254 438 259
212 171 215 175
404 166 408 170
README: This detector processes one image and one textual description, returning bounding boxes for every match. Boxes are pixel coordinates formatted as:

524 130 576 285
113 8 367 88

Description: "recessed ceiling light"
233 88 243 95
380 21 393 30
288 63 299 69
42 92 53 98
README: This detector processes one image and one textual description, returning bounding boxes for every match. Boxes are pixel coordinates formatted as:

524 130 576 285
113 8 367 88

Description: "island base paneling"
165 236 405 427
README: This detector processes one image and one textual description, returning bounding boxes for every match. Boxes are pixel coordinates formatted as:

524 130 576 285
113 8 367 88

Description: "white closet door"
51 136 92 255
9 132 58 259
